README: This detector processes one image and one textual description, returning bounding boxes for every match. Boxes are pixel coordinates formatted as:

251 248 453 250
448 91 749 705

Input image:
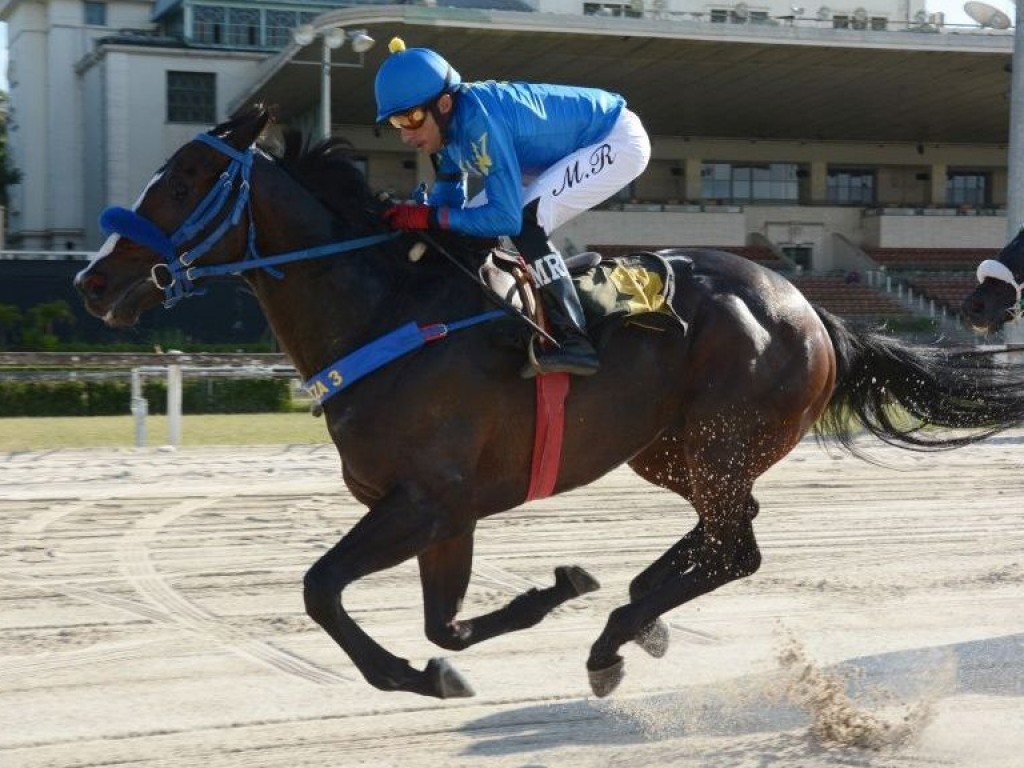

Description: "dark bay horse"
962 228 1024 333
76 106 1024 699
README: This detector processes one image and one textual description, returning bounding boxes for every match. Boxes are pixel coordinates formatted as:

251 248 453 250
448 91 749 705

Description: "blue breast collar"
303 310 506 405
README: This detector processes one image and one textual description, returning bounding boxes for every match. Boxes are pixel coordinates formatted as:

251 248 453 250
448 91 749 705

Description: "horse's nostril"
77 272 107 299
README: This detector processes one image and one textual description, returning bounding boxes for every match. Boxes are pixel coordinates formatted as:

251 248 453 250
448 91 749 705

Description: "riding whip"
415 231 560 348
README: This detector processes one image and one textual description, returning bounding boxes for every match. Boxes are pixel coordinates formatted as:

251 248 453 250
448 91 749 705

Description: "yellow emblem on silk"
470 133 492 176
608 265 667 315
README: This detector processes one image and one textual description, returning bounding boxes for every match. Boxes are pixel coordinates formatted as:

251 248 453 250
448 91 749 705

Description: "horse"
962 228 1024 334
75 105 1024 700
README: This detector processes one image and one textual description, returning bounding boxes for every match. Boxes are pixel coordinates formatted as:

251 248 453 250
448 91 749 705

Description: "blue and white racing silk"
428 81 626 238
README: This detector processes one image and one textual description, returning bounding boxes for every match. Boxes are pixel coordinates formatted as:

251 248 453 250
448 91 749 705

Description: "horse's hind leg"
418 536 599 651
586 437 763 696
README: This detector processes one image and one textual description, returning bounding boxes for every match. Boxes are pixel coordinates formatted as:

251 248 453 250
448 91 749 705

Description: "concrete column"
809 160 828 204
1007 1 1024 236
684 157 702 202
929 163 947 206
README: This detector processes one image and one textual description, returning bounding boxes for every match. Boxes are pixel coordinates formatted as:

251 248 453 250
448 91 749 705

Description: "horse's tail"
814 306 1024 451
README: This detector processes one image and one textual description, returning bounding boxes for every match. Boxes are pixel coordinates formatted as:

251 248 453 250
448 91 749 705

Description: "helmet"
374 37 461 122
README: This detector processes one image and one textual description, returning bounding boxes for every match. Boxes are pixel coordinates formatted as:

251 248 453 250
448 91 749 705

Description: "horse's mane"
272 131 382 227
222 105 497 271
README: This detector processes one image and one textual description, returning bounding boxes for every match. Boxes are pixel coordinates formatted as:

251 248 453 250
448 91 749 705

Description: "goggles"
388 105 429 130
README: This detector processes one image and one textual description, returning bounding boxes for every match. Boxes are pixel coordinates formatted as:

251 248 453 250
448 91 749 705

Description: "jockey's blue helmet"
374 38 462 122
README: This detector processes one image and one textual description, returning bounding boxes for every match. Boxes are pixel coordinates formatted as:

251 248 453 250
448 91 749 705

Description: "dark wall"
0 259 268 345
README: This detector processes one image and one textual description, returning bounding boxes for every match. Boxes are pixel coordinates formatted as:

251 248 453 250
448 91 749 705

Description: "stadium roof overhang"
228 6 1016 146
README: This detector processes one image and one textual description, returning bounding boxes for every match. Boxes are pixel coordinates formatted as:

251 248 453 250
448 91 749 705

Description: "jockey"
374 38 651 377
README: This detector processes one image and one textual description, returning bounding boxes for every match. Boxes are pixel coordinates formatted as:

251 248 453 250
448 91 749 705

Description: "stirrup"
521 336 544 378
521 335 599 378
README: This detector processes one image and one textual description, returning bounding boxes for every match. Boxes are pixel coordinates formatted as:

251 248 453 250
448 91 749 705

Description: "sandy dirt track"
2 435 1024 768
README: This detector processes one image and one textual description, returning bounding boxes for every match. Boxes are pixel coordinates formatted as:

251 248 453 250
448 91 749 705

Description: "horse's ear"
217 103 273 152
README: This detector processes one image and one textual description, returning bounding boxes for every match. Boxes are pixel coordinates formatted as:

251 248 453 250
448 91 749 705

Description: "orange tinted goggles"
388 106 429 130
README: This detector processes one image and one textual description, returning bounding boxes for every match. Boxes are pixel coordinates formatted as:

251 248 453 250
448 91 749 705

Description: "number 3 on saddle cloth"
481 249 689 502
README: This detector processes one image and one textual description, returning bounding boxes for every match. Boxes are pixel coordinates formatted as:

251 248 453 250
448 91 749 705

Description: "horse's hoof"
556 565 601 596
587 657 625 698
635 618 670 658
425 657 475 699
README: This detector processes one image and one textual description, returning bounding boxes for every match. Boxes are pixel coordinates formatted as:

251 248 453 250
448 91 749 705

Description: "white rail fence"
131 364 299 447
4 364 301 447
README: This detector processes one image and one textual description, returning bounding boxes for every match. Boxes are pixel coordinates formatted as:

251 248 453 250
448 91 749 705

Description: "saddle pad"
574 251 686 332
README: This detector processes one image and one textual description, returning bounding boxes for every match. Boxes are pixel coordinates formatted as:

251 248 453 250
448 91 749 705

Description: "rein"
98 132 398 307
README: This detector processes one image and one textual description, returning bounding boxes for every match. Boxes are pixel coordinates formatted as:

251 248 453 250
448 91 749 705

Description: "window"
833 13 887 30
701 163 800 204
226 7 260 47
782 246 812 270
583 3 643 18
84 1 107 26
709 8 771 23
266 10 299 48
167 71 216 124
194 5 225 45
946 172 989 206
826 168 875 205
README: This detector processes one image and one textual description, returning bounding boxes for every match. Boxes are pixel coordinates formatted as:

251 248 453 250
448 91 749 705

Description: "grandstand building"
0 0 1018 342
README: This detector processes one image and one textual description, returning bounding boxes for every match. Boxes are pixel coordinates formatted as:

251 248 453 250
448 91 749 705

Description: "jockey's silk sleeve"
432 82 625 239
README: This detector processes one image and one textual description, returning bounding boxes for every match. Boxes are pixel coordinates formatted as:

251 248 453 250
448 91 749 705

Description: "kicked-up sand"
2 433 1024 767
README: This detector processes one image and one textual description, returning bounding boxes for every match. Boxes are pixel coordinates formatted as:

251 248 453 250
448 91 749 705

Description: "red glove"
383 203 445 231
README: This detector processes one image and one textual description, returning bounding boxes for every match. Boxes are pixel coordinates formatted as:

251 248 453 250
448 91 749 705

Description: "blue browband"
98 132 398 307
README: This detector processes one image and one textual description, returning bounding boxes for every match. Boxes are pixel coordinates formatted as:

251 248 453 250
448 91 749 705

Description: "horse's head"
962 228 1024 333
75 106 272 326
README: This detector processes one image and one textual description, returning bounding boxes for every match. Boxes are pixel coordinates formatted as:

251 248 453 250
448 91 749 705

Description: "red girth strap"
526 372 570 501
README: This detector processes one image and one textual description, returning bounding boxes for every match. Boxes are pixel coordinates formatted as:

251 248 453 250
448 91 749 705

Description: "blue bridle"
98 132 398 307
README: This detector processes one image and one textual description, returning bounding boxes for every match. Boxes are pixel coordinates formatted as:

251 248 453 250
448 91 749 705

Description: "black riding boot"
529 272 601 377
513 200 599 377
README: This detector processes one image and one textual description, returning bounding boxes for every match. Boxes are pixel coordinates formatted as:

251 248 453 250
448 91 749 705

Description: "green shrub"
0 377 292 417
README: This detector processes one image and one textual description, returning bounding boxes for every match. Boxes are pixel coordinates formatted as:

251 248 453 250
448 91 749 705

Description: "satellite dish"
964 1 1012 29
734 2 750 19
852 6 869 22
816 6 832 20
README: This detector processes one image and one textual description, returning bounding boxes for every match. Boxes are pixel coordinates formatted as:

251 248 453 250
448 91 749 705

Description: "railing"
0 250 94 262
0 355 300 448
129 364 299 448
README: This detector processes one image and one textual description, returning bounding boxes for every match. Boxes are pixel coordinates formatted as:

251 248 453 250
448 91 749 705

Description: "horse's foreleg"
587 495 761 697
419 537 599 650
303 486 474 698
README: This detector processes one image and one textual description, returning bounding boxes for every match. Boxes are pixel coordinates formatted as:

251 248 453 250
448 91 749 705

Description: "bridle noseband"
98 132 398 308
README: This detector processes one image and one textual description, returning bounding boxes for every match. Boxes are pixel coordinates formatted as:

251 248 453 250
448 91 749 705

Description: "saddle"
479 247 687 346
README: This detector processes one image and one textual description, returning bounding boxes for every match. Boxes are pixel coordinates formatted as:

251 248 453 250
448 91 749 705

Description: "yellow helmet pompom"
388 37 407 54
